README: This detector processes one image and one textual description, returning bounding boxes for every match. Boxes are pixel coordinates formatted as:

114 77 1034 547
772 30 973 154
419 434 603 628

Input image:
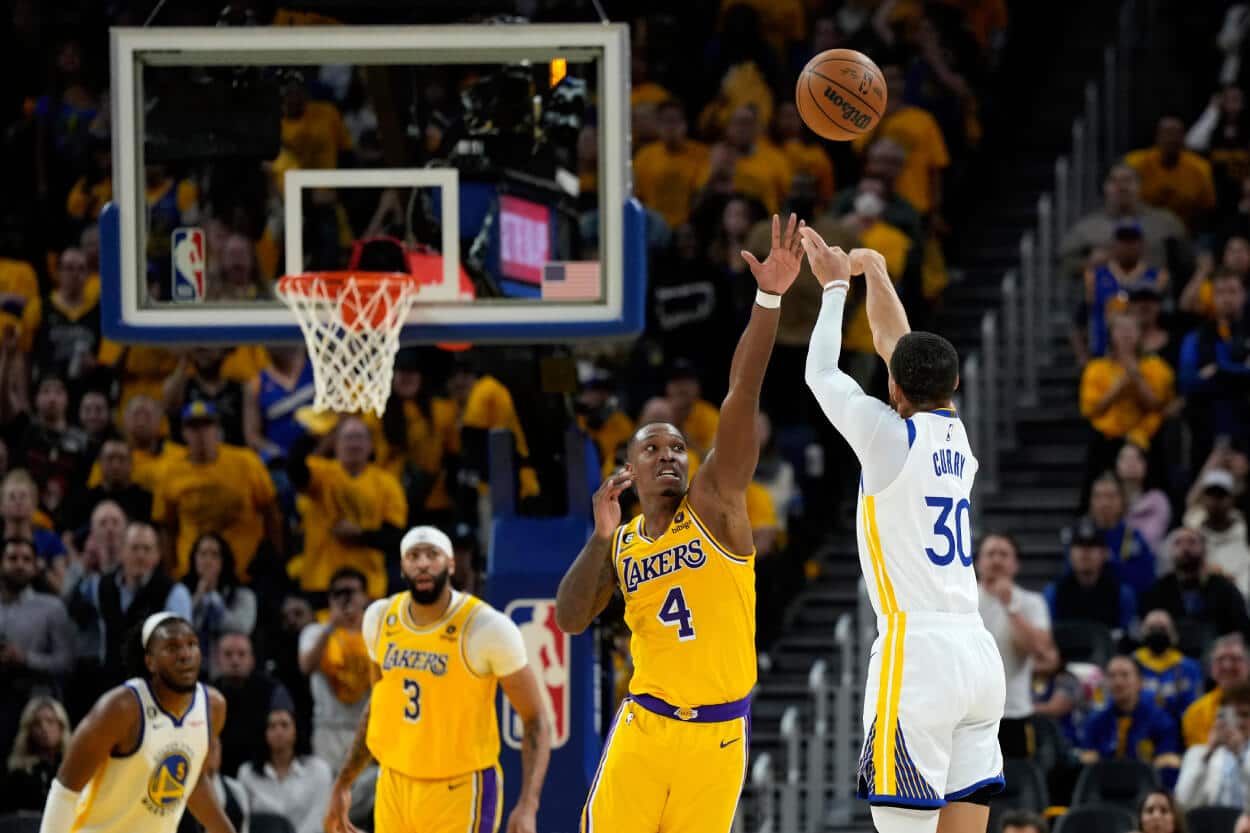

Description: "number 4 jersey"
613 495 756 710
858 409 980 618
361 590 528 780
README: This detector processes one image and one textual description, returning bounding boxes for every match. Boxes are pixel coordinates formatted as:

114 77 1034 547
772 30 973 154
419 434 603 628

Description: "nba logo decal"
171 227 205 302
503 599 569 749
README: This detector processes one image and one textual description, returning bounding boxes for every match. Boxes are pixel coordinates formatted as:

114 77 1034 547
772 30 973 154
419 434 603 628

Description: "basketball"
795 49 887 141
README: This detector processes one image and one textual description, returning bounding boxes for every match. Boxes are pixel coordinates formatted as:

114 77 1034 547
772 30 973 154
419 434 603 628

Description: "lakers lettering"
621 539 706 593
821 86 872 129
380 643 449 675
932 449 967 480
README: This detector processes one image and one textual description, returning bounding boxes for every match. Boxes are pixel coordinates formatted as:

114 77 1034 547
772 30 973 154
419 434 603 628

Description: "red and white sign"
502 598 570 750
499 196 550 285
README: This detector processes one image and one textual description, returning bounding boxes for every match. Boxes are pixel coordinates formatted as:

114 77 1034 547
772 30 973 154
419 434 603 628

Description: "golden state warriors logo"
144 745 194 816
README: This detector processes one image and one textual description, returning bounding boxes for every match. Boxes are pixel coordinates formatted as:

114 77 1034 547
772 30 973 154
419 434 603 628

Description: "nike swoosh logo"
720 738 741 748
448 781 469 790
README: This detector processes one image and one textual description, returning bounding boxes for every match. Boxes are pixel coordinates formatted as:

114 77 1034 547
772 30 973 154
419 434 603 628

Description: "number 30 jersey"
614 495 757 709
857 409 980 618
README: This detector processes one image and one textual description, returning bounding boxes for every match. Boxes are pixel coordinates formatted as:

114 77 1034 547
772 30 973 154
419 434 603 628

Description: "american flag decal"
541 261 601 301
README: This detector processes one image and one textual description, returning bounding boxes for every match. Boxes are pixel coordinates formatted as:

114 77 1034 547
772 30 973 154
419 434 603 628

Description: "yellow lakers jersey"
368 592 500 779
615 495 756 708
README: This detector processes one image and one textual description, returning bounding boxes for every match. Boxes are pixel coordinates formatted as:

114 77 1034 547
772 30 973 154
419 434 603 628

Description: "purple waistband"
629 693 752 723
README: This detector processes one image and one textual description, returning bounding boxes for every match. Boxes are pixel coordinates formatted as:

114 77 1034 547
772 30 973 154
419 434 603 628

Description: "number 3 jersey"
858 409 980 618
613 495 757 709
361 590 528 780
73 679 210 833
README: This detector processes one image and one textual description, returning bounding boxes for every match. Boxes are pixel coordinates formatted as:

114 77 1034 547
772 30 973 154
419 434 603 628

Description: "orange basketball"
795 49 887 142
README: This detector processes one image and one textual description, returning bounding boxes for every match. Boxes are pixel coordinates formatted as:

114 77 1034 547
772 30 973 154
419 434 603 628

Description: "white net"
276 273 421 417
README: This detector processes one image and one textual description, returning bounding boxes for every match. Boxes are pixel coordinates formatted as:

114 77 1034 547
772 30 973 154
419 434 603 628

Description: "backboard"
102 23 645 344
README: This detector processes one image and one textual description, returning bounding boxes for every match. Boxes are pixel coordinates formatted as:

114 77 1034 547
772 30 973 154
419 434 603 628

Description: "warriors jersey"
364 591 523 780
72 679 210 833
858 409 980 618
614 495 756 709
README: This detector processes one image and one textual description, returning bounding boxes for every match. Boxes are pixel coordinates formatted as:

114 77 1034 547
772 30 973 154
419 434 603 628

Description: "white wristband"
755 289 781 309
824 280 850 293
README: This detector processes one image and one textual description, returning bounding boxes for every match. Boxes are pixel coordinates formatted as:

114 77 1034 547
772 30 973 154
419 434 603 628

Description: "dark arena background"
0 0 1245 832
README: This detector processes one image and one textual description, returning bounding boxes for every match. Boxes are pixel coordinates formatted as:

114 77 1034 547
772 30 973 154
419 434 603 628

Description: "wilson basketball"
795 49 887 141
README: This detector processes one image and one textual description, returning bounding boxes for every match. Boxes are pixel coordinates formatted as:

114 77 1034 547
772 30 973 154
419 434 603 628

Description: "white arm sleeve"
39 778 81 833
464 606 528 678
361 599 389 663
804 285 911 494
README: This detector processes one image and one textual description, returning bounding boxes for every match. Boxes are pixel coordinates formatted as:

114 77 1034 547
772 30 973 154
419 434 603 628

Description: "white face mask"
854 191 885 219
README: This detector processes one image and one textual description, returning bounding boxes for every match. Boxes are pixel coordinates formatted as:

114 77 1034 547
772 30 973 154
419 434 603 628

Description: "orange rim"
276 271 420 299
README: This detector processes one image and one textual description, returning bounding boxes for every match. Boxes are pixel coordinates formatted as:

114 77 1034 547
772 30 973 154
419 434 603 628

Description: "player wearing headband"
325 525 552 833
38 612 234 833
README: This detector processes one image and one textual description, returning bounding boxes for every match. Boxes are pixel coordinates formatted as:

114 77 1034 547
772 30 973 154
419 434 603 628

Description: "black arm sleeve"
286 431 319 492
360 521 404 554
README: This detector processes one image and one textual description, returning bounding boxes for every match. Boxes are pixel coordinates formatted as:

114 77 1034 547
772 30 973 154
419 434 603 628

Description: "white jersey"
857 408 980 617
72 679 211 833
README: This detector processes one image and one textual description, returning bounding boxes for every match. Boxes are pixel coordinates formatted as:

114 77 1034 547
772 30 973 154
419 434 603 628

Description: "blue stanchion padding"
487 513 598 833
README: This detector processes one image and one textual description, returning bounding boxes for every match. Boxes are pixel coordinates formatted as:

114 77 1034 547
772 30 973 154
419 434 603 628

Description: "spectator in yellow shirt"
88 396 185 491
576 370 635 476
289 417 407 600
461 368 540 500
665 360 721 457
772 102 835 207
0 254 41 353
633 101 711 229
706 104 794 215
1125 117 1217 232
279 78 353 172
1182 632 1250 747
152 401 281 578
852 65 950 217
1079 314 1176 502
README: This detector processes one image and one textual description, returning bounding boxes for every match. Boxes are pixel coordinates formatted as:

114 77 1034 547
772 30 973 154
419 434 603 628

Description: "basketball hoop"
276 272 421 416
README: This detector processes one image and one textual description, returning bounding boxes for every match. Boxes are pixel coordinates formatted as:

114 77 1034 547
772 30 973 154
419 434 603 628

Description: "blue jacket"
1080 697 1181 788
1102 521 1156 599
1133 647 1203 728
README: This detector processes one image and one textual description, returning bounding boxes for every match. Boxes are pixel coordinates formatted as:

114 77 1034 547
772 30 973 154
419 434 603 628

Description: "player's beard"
156 668 199 694
409 568 451 605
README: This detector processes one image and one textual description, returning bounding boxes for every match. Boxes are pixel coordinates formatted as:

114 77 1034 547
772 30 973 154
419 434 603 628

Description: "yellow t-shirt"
151 444 276 577
682 400 721 458
221 346 271 384
1124 147 1216 231
615 496 755 708
0 258 42 352
88 442 186 492
633 140 711 229
66 176 112 221
581 410 636 475
1182 688 1222 748
1078 356 1175 447
463 375 538 498
97 340 181 424
298 458 407 599
730 142 794 215
843 221 913 354
746 481 778 531
853 107 950 214
281 100 353 171
630 82 673 108
781 139 835 203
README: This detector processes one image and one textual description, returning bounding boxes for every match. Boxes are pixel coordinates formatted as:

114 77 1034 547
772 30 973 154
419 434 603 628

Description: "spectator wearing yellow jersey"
633 101 710 230
771 101 835 207
706 104 794 215
664 359 721 458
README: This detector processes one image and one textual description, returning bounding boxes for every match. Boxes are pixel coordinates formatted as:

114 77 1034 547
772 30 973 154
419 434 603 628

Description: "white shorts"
857 610 1006 810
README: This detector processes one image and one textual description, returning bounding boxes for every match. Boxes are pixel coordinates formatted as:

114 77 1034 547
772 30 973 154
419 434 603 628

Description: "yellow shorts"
580 697 750 833
374 763 503 833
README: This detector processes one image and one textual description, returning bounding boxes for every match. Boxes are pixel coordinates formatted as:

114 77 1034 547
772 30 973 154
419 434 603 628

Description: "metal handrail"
779 706 801 832
980 313 1000 493
1054 157 1070 241
1084 81 1100 201
1072 120 1086 218
1037 193 1054 364
807 660 829 830
1000 272 1022 430
751 754 775 833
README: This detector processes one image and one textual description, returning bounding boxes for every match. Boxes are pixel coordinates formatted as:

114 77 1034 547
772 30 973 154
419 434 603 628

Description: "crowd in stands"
0 0 1005 830
977 7 1250 831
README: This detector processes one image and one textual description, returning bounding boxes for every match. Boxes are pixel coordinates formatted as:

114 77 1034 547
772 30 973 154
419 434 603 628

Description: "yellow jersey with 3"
615 495 756 708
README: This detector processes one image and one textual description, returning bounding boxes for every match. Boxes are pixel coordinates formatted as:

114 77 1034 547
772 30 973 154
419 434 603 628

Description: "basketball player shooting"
38 613 234 833
798 228 1006 833
555 213 805 833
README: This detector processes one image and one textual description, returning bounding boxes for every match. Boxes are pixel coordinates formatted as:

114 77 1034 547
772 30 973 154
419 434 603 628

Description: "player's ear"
446 551 456 576
953 374 960 393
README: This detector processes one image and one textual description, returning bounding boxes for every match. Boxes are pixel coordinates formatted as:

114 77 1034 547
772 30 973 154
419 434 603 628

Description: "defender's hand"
741 213 805 296
798 226 851 288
